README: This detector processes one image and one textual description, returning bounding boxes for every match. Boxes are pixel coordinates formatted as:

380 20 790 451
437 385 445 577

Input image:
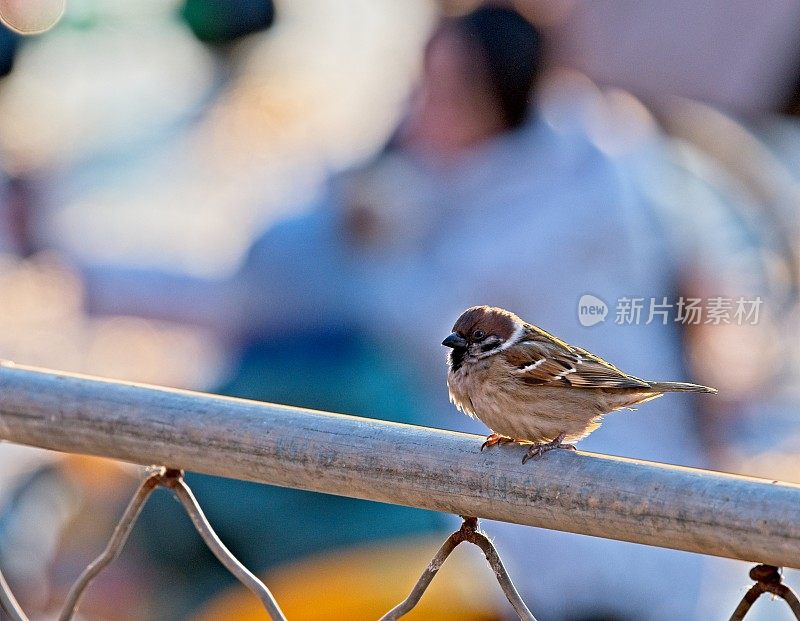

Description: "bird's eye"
472 330 486 341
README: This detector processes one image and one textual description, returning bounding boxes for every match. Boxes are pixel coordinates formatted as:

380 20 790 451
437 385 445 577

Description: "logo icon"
578 294 608 327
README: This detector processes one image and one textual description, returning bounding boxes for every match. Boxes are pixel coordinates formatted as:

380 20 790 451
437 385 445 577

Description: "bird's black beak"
442 332 468 348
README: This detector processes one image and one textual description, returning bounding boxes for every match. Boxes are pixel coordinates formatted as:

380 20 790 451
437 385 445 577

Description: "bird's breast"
447 356 603 443
446 357 496 417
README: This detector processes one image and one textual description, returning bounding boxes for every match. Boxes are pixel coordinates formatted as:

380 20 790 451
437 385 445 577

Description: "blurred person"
397 4 540 159
80 5 749 620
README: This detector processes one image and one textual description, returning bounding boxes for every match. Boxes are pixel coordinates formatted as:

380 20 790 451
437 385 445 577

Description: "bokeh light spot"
0 0 65 35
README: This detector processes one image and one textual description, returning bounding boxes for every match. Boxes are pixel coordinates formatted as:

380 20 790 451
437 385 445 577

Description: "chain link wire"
1 466 799 620
728 565 800 620
1 467 287 621
380 516 536 620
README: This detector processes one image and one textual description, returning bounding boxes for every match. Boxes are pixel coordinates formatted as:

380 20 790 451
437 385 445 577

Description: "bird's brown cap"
452 306 520 340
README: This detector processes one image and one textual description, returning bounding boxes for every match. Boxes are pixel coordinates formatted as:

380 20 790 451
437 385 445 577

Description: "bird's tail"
648 381 717 394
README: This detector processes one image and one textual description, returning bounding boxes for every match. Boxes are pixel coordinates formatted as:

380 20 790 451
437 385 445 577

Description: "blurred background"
1 0 800 619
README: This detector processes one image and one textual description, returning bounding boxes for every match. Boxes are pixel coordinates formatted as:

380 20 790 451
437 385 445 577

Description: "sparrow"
442 306 717 463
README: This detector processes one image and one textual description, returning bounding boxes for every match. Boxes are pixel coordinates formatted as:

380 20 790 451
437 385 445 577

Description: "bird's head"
442 306 524 369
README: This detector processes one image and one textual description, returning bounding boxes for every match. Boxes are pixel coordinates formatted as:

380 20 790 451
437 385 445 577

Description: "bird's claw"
521 433 575 463
481 432 515 452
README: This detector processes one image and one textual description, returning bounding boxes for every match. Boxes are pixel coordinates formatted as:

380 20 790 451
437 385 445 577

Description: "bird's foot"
481 433 516 452
522 433 576 464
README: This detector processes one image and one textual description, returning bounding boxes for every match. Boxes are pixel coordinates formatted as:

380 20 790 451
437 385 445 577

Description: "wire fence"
1 362 799 620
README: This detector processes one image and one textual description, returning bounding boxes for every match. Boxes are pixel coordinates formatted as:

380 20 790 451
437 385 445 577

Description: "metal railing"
0 361 799 620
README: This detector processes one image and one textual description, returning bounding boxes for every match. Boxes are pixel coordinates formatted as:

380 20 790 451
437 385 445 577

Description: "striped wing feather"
507 324 651 390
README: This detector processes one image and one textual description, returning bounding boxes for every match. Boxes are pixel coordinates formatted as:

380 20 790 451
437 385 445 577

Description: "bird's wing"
505 325 651 389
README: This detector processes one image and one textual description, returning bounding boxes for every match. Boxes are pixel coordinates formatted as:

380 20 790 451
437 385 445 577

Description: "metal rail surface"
0 361 798 570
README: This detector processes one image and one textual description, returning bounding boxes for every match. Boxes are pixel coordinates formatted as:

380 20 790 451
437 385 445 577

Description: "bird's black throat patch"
449 346 466 372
